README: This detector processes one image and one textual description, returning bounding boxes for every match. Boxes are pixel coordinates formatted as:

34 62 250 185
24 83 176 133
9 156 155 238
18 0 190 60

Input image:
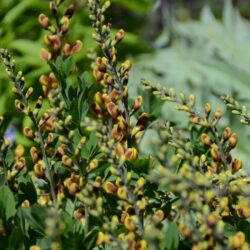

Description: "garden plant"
0 0 250 249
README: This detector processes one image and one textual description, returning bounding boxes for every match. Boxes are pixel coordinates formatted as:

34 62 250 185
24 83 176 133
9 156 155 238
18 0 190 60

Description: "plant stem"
0 150 8 186
1 50 57 204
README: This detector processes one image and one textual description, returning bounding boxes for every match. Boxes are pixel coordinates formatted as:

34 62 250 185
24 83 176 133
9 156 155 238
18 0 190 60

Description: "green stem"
0 149 8 186
1 50 57 204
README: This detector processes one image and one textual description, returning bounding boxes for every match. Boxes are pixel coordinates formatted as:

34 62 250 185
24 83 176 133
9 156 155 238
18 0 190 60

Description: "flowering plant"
0 1 250 250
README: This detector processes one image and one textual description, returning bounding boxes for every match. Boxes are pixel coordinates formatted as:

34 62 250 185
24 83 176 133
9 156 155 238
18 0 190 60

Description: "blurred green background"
1 0 250 166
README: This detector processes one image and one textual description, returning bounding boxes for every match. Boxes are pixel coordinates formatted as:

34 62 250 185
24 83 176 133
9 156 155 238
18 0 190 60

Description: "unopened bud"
229 133 238 149
115 29 125 44
133 96 143 112
232 158 242 174
200 133 211 146
38 14 51 30
23 127 35 141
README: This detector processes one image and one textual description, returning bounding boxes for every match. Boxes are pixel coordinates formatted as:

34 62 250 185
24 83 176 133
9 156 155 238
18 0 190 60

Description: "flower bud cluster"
1 1 250 250
145 81 250 249
86 1 163 247
0 117 10 186
39 1 82 62
222 95 250 125
88 0 149 164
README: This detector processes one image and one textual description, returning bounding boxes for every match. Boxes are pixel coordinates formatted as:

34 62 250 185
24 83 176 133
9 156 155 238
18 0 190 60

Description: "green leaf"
65 199 75 217
19 205 46 236
87 132 98 151
224 223 237 238
48 58 68 104
60 211 74 235
126 158 152 173
111 0 154 13
80 71 93 89
36 237 51 250
5 148 15 167
0 185 16 221
2 0 34 24
80 101 89 122
16 207 29 237
8 227 22 250
10 40 41 62
0 173 4 186
161 222 179 250
63 56 74 76
17 175 37 205
84 227 99 250
237 220 250 243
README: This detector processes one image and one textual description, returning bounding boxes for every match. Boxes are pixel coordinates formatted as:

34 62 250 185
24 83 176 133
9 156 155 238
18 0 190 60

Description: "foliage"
133 1 250 98
0 0 250 250
131 0 250 167
0 0 152 127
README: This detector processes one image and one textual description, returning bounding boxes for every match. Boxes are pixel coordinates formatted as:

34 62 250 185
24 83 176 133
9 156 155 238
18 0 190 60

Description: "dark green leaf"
19 205 46 236
17 175 37 205
8 226 22 250
0 185 16 221
60 211 74 235
80 101 89 122
161 222 179 250
63 56 74 76
126 158 152 173
36 237 51 250
237 220 250 243
224 223 237 238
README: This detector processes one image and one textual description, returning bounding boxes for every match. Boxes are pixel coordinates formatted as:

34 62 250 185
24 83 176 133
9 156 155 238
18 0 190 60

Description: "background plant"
131 0 250 168
0 0 250 250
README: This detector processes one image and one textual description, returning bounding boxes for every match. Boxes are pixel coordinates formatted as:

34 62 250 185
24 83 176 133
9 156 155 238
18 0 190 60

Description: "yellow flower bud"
30 246 41 250
124 215 137 231
34 161 45 178
121 60 132 72
229 232 245 248
104 182 117 195
214 108 222 120
204 103 211 115
125 148 138 162
96 232 105 245
62 155 74 168
15 145 25 158
38 14 51 30
117 186 128 200
136 239 148 250
153 209 165 223
136 177 145 189
106 101 119 119
229 133 238 149
211 147 220 162
115 29 125 44
133 96 143 112
200 133 211 146
88 159 99 172
232 158 242 174
21 200 30 207
223 127 231 141
40 48 51 61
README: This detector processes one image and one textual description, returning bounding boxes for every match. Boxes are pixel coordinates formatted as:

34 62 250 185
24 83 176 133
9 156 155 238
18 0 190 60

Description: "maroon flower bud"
60 16 70 33
40 48 51 61
106 102 119 119
65 4 75 18
38 14 51 30
115 29 125 44
23 127 36 141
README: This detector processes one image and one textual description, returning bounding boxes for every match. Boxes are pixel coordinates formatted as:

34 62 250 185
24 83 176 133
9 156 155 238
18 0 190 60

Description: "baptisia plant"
0 1 250 250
